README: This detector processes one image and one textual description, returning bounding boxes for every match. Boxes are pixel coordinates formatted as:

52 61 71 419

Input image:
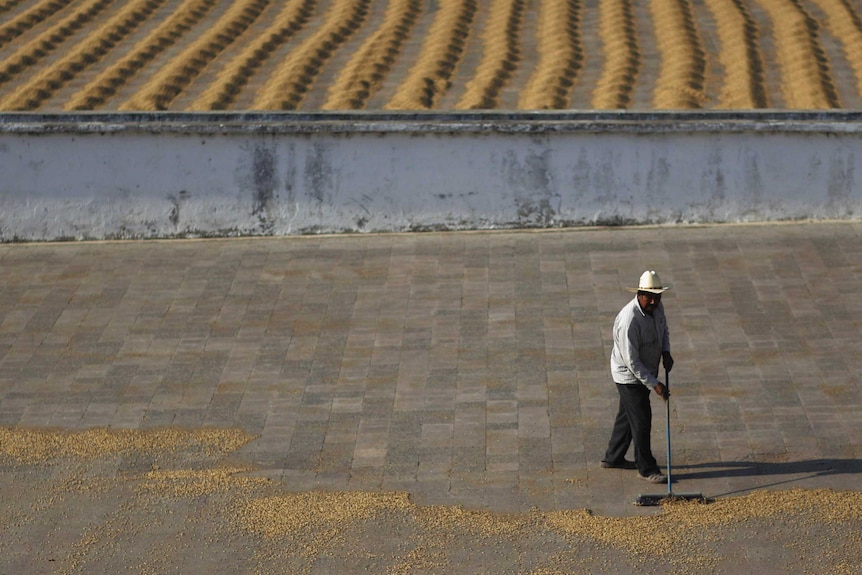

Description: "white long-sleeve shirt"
610 297 670 389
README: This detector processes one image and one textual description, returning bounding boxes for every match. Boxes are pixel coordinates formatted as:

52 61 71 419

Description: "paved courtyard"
1 222 860 573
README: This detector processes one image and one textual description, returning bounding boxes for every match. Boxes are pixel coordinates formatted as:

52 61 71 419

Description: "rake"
635 368 705 506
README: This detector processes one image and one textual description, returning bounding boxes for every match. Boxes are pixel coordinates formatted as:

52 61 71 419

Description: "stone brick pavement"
1 222 860 519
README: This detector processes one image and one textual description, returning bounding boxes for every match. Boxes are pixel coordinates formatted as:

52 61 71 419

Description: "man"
601 270 674 483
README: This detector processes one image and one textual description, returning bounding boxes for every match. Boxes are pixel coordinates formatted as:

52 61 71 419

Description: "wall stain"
305 143 335 212
743 148 763 209
167 190 189 228
503 149 560 226
283 143 298 218
253 145 277 218
827 150 854 214
646 152 670 202
704 146 726 203
235 141 279 233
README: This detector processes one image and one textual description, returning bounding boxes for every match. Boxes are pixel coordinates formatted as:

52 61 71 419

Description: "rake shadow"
671 458 862 497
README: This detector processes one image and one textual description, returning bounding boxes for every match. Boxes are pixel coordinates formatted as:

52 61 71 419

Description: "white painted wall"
1 112 860 241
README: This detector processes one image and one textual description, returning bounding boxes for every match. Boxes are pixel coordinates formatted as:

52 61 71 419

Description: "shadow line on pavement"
664 459 861 499
669 458 860 495
673 458 861 480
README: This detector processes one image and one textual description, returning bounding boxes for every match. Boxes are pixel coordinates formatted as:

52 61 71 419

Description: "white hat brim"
626 286 671 293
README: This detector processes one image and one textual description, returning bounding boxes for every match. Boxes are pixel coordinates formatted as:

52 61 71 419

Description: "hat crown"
639 270 662 289
626 270 671 293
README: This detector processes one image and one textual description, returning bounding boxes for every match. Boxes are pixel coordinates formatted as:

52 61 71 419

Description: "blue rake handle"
665 367 672 496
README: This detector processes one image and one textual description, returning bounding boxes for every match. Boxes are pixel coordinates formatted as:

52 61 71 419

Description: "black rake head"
634 492 707 506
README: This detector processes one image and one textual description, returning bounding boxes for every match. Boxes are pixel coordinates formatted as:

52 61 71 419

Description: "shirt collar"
632 296 647 317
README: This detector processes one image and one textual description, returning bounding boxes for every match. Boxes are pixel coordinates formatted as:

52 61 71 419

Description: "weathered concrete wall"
1 111 860 241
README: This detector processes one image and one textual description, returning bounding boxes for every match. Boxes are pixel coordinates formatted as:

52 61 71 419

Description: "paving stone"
0 222 861 527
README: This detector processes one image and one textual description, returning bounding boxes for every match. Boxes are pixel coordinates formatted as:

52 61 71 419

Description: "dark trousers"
603 383 660 476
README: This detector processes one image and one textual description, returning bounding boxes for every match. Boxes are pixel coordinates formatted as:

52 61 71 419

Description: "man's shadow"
670 458 862 497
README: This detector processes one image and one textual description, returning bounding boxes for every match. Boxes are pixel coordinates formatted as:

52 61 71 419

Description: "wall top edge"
3 110 862 134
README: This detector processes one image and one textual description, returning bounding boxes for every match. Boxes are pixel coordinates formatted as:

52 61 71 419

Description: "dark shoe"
601 459 637 470
638 472 667 484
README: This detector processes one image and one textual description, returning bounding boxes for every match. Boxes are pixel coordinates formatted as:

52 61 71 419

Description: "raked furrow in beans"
189 0 317 110
0 0 34 17
517 0 581 109
650 0 708 108
0 0 169 110
809 0 862 99
456 0 524 109
756 0 839 108
252 0 371 110
64 0 217 110
701 0 767 108
0 0 117 88
120 0 270 111
384 0 477 109
0 0 70 48
321 0 422 110
591 0 639 109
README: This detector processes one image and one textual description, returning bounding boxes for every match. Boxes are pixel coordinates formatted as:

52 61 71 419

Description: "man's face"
637 291 661 315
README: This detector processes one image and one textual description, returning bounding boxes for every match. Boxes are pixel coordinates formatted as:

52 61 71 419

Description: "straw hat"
626 270 672 294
